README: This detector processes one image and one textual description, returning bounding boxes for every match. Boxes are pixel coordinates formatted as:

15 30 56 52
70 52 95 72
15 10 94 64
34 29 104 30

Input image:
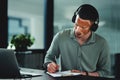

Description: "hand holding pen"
47 62 59 73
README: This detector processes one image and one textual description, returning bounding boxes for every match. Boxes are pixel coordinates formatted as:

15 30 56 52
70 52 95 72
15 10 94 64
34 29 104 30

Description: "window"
8 0 44 49
8 17 30 42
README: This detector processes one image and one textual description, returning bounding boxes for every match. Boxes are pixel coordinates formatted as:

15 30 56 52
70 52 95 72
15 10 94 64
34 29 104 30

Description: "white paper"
20 71 42 76
47 70 81 77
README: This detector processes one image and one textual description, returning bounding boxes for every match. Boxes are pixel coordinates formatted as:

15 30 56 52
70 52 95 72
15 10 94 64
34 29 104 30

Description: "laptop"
0 48 42 78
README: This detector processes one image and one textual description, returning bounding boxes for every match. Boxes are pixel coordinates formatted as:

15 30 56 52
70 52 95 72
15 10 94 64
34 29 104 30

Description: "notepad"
47 70 81 77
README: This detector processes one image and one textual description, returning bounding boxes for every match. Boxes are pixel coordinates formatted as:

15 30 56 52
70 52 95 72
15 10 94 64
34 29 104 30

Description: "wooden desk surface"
0 68 117 80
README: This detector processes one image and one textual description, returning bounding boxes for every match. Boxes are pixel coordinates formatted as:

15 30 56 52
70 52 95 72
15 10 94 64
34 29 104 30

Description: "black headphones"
72 4 99 32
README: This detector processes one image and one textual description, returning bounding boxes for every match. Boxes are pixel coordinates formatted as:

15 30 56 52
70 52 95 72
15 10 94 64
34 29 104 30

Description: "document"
47 70 81 77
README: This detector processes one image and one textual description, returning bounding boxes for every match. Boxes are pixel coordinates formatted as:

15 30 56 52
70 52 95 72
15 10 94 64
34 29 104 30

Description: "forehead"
75 15 91 26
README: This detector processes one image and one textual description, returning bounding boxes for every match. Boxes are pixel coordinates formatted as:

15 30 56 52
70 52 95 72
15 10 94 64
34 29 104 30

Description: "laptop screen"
0 48 21 78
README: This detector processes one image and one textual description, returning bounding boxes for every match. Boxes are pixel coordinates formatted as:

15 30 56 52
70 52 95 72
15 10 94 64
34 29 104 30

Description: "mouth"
76 32 81 36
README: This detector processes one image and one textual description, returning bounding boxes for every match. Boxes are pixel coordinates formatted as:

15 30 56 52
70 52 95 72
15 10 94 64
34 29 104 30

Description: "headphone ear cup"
90 24 98 32
72 14 76 23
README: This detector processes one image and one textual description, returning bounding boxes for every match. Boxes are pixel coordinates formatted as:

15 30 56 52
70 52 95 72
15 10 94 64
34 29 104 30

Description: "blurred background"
6 0 120 75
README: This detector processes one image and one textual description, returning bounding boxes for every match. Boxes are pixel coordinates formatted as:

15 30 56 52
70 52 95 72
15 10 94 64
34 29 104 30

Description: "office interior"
0 0 120 78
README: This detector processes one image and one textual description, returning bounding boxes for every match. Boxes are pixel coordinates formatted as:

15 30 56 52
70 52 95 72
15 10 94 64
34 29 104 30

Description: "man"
44 4 111 77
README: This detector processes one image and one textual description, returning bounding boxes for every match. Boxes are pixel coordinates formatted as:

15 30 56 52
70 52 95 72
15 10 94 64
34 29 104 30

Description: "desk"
34 74 116 80
0 68 117 80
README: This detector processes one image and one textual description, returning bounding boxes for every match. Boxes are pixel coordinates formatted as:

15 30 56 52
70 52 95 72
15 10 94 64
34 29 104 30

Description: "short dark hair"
72 4 99 31
77 4 99 22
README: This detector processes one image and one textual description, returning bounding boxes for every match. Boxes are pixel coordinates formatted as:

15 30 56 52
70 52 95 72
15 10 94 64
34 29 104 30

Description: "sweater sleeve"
44 33 60 65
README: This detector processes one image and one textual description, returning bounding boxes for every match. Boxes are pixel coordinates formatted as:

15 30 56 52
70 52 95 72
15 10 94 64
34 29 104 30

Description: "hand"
47 62 59 73
88 72 99 77
71 69 99 77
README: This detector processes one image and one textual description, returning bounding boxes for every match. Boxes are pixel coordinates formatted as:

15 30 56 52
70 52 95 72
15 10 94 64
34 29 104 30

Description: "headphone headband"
72 4 99 31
